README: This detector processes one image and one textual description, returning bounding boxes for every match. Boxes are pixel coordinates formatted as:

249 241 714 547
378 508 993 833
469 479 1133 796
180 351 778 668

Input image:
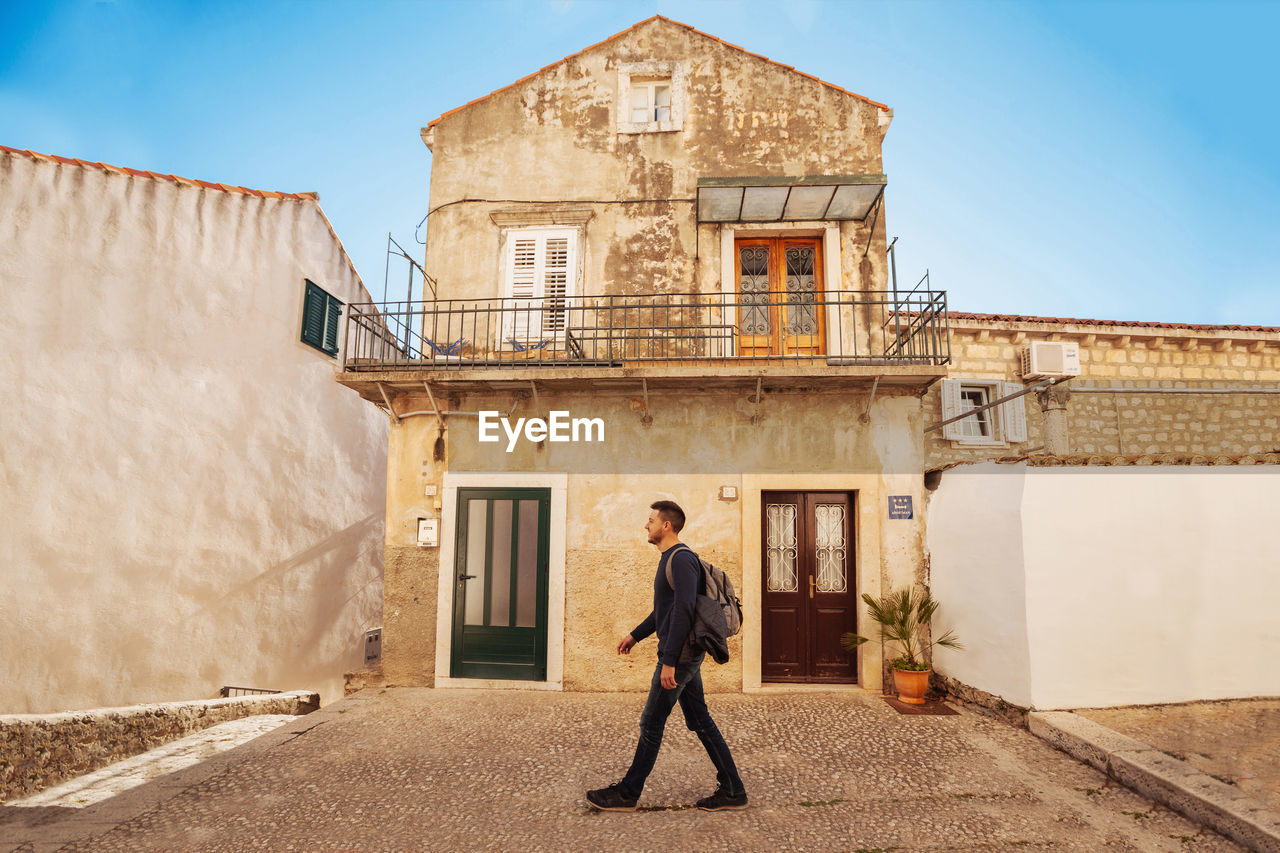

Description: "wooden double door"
761 491 857 683
735 237 825 357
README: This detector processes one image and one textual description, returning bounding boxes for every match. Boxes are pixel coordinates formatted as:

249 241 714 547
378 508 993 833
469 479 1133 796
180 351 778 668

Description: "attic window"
617 62 684 133
630 78 671 123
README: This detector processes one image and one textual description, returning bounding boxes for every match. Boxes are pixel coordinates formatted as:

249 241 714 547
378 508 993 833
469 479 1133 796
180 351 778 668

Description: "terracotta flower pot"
893 668 930 705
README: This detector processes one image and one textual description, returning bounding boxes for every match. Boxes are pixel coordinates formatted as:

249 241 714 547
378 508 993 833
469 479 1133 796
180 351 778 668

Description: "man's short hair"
650 500 686 533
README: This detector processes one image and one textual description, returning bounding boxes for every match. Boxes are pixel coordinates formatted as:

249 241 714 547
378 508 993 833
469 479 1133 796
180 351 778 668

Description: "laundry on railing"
424 337 465 356
507 337 552 352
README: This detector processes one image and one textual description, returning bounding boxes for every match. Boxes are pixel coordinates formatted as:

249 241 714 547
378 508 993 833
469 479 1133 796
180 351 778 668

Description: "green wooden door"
451 488 550 681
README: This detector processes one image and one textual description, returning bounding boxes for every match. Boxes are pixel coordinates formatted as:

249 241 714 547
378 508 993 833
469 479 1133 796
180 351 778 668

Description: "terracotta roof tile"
425 15 889 128
947 311 1280 334
933 452 1280 470
0 144 317 201
1005 452 1280 467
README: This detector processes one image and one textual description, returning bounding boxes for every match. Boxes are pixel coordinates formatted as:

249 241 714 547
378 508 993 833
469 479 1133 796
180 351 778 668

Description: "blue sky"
2 0 1277 325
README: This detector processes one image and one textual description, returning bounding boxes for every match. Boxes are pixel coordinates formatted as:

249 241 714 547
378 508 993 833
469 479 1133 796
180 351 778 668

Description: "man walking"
586 500 747 812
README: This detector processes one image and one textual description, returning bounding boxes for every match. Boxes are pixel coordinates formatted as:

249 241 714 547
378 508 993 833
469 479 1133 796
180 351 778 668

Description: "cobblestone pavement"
0 687 1250 852
1076 699 1280 814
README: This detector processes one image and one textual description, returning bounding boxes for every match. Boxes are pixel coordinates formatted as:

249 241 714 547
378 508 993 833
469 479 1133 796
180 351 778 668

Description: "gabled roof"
426 15 889 128
2 145 366 289
0 145 318 200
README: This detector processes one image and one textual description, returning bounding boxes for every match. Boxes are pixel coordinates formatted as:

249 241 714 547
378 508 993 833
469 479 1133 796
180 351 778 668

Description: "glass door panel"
463 500 488 626
737 241 774 357
516 499 540 628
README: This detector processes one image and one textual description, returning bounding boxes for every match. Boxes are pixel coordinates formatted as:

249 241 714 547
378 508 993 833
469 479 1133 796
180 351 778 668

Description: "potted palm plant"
841 586 962 705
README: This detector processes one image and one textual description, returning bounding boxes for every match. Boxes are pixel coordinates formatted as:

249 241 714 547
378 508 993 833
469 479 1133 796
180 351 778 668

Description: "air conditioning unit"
1020 341 1081 379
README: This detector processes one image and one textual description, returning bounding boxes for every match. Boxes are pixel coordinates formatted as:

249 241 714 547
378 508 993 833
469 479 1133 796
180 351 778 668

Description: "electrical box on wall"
417 517 438 547
1020 341 1081 379
364 628 382 664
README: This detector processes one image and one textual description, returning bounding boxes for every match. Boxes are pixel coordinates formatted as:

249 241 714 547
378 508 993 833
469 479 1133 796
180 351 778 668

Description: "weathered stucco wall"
381 386 925 692
927 320 1280 467
422 17 892 305
0 151 388 712
927 462 1280 709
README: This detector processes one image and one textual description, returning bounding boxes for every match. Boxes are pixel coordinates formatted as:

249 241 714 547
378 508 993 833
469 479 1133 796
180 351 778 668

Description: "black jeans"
619 654 745 799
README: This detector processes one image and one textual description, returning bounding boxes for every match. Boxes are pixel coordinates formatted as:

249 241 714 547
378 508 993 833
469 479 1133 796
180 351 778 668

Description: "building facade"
339 17 1280 704
0 146 388 712
341 17 949 695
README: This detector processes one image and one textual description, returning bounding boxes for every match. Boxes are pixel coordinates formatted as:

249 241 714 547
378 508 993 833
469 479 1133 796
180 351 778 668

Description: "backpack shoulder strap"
664 544 694 589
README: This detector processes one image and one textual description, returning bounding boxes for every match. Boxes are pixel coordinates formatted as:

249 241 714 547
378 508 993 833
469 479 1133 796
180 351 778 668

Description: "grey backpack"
664 545 743 638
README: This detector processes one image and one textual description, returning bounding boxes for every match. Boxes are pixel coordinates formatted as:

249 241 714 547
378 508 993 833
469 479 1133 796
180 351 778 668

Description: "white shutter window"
502 228 577 344
940 379 965 441
509 238 537 298
1001 381 1028 443
542 237 569 334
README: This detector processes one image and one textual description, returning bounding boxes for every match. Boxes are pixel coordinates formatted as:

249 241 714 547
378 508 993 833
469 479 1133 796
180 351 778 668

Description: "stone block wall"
927 317 1280 467
0 690 319 802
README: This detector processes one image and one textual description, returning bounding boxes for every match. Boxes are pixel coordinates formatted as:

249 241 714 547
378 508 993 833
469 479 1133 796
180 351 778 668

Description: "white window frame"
629 78 671 123
940 379 1028 446
718 224 843 358
617 61 685 133
498 226 579 344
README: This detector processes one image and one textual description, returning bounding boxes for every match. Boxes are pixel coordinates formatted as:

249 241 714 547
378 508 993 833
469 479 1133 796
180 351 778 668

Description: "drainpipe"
1036 383 1073 455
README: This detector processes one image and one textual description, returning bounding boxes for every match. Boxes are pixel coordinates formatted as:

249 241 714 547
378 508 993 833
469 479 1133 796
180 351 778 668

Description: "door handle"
809 576 815 599
458 574 477 582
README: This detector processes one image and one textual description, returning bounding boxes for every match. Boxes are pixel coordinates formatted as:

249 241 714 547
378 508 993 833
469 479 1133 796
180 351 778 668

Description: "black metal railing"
884 272 950 361
341 289 949 371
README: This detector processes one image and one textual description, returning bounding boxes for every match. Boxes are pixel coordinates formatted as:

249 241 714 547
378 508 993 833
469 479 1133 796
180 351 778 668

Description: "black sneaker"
586 783 638 812
696 786 748 811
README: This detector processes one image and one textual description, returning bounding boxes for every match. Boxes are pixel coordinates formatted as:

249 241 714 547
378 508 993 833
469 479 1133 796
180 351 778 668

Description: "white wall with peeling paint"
0 150 388 713
927 462 1280 709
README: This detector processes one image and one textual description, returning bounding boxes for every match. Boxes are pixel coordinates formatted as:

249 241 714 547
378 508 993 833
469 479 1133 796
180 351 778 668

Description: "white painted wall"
927 462 1280 709
925 463 1034 707
0 150 388 713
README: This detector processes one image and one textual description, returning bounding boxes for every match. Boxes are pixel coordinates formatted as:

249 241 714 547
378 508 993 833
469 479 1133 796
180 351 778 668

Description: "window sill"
617 120 683 134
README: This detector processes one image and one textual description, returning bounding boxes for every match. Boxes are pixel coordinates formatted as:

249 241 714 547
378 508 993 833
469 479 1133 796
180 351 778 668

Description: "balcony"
337 289 949 395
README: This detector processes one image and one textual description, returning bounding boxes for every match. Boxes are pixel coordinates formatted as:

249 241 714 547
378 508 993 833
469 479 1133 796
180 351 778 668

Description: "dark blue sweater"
631 545 701 667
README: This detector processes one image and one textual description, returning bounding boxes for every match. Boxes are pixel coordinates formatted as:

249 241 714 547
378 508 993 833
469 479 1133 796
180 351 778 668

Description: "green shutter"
301 280 343 357
301 281 326 350
323 293 342 355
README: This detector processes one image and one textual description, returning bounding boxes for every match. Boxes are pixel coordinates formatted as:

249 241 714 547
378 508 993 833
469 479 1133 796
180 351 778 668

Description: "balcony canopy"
696 174 886 223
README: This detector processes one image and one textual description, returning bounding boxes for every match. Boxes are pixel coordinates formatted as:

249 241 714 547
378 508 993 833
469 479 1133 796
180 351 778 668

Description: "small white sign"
417 518 439 547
